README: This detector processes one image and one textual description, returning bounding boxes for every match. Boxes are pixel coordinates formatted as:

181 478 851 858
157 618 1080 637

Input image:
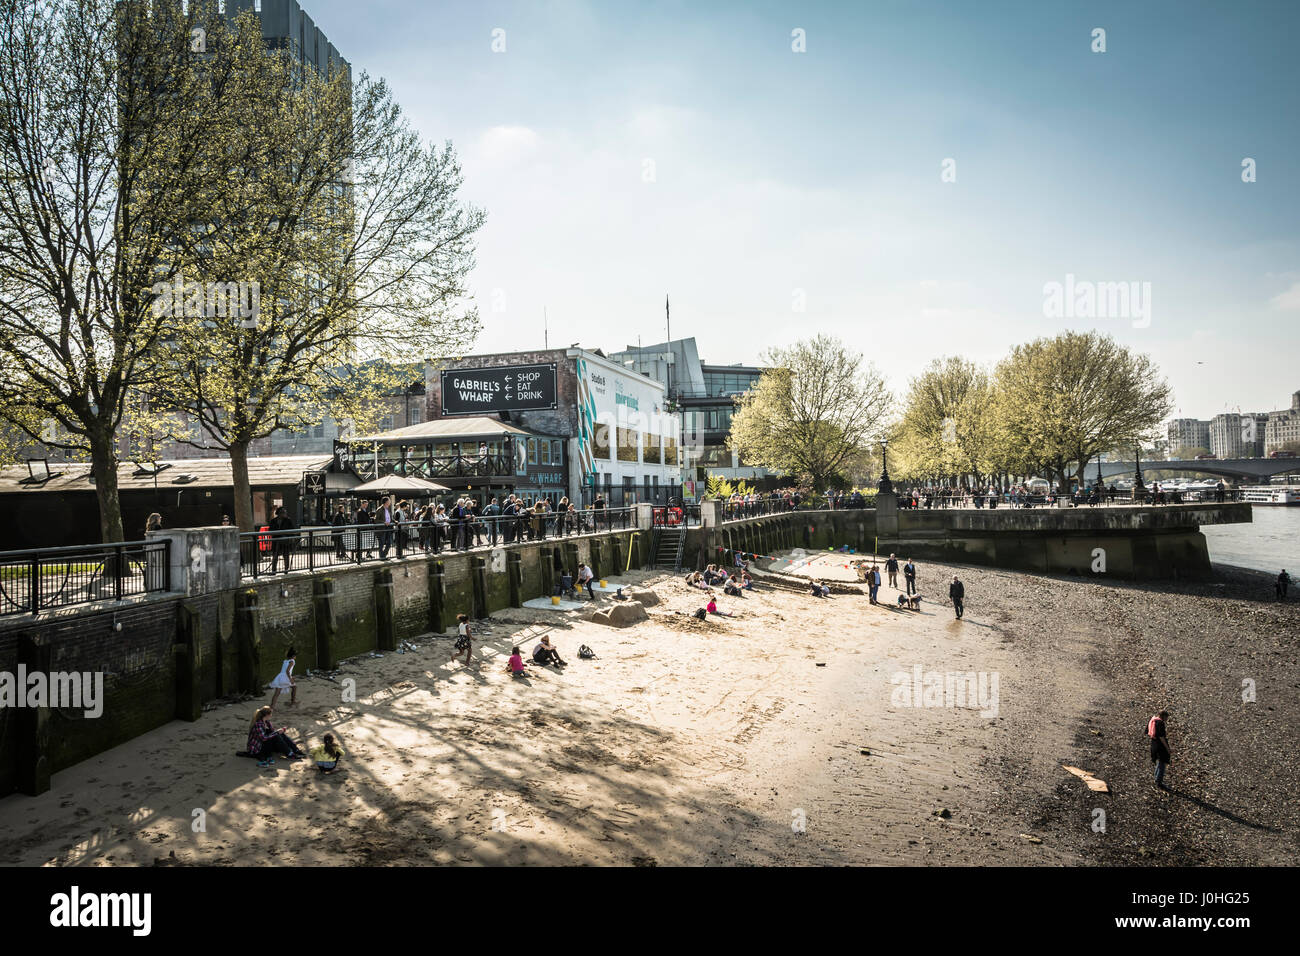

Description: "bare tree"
0 0 231 541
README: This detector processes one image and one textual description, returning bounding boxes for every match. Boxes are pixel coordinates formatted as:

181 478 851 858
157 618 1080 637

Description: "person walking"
484 496 501 545
1148 710 1171 788
593 492 608 530
355 502 373 558
269 506 295 574
903 558 917 596
949 574 965 619
885 553 899 589
377 496 394 559
1278 569 1292 601
330 504 348 558
868 564 881 604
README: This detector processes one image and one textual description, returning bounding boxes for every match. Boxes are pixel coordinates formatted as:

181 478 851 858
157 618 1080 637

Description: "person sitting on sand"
507 646 529 678
267 647 297 708
706 594 733 617
311 733 345 773
684 571 706 588
724 578 744 598
247 705 306 767
532 635 567 668
810 580 830 598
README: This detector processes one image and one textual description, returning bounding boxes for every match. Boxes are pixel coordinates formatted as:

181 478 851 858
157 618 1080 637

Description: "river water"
1202 506 1300 573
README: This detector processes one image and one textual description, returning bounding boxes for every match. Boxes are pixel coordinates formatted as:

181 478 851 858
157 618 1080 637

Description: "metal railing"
894 489 1246 509
0 539 171 617
239 507 639 578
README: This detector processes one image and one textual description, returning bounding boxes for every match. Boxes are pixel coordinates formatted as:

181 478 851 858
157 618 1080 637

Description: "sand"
1 550 1294 867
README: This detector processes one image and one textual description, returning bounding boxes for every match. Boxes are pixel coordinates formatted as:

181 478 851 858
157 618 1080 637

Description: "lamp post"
877 439 894 495
1133 444 1146 500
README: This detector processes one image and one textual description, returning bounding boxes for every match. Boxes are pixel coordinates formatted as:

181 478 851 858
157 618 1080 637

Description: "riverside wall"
0 525 650 798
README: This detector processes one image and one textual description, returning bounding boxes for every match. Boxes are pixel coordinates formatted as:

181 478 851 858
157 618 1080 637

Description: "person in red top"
507 647 529 679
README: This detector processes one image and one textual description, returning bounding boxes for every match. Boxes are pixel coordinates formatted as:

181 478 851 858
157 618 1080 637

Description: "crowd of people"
254 492 634 569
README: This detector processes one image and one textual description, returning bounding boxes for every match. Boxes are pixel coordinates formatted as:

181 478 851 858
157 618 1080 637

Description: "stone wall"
0 526 645 798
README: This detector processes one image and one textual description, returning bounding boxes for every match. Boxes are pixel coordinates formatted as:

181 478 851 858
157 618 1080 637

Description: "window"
707 410 719 430
551 440 564 464
594 423 613 460
540 441 551 465
617 428 639 463
642 433 661 464
528 439 538 465
663 434 678 466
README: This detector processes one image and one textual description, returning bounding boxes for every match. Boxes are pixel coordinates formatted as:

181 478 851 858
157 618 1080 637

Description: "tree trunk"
88 428 125 544
230 441 256 532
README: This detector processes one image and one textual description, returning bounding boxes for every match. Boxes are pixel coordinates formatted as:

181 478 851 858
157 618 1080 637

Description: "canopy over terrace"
351 474 450 496
339 416 569 505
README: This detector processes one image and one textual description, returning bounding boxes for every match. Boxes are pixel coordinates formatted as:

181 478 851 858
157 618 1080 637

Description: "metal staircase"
653 526 687 571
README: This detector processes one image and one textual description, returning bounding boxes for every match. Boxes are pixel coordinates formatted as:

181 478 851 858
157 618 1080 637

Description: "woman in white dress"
268 647 297 708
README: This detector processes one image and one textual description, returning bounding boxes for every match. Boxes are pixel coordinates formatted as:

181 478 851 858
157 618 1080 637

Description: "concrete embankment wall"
0 527 649 798
688 502 1250 583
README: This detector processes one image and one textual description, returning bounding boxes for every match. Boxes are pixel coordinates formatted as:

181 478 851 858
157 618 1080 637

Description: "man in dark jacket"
903 559 917 596
1149 710 1171 788
330 504 348 558
1278 569 1291 601
269 506 295 574
949 574 965 619
885 554 899 589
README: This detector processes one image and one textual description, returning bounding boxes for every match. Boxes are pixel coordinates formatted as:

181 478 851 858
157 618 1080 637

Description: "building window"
642 433 661 464
540 441 551 465
617 428 639 463
528 439 538 465
551 440 563 464
594 423 613 460
663 435 678 466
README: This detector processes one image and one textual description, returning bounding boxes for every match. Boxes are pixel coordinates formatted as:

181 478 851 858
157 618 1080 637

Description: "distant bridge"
1093 457 1299 482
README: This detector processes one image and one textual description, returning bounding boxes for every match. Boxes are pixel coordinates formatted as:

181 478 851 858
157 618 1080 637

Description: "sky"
304 0 1300 420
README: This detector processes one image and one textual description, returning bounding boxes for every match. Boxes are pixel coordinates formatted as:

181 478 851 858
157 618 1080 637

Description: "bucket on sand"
599 579 607 588
551 595 560 605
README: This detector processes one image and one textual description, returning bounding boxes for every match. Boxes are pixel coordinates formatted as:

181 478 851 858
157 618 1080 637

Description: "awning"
351 475 451 495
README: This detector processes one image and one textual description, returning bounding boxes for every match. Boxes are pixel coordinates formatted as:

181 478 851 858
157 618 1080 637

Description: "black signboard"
441 363 558 415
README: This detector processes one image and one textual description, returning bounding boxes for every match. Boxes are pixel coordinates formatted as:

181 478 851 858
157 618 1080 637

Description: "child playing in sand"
706 594 733 617
267 647 297 708
311 733 345 773
507 646 529 678
453 614 474 666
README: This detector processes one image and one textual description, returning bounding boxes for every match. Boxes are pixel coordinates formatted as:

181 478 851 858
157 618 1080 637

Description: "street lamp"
1133 444 1146 498
877 438 894 494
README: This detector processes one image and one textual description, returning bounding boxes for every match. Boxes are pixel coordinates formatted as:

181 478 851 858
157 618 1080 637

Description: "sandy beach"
1 551 1296 867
